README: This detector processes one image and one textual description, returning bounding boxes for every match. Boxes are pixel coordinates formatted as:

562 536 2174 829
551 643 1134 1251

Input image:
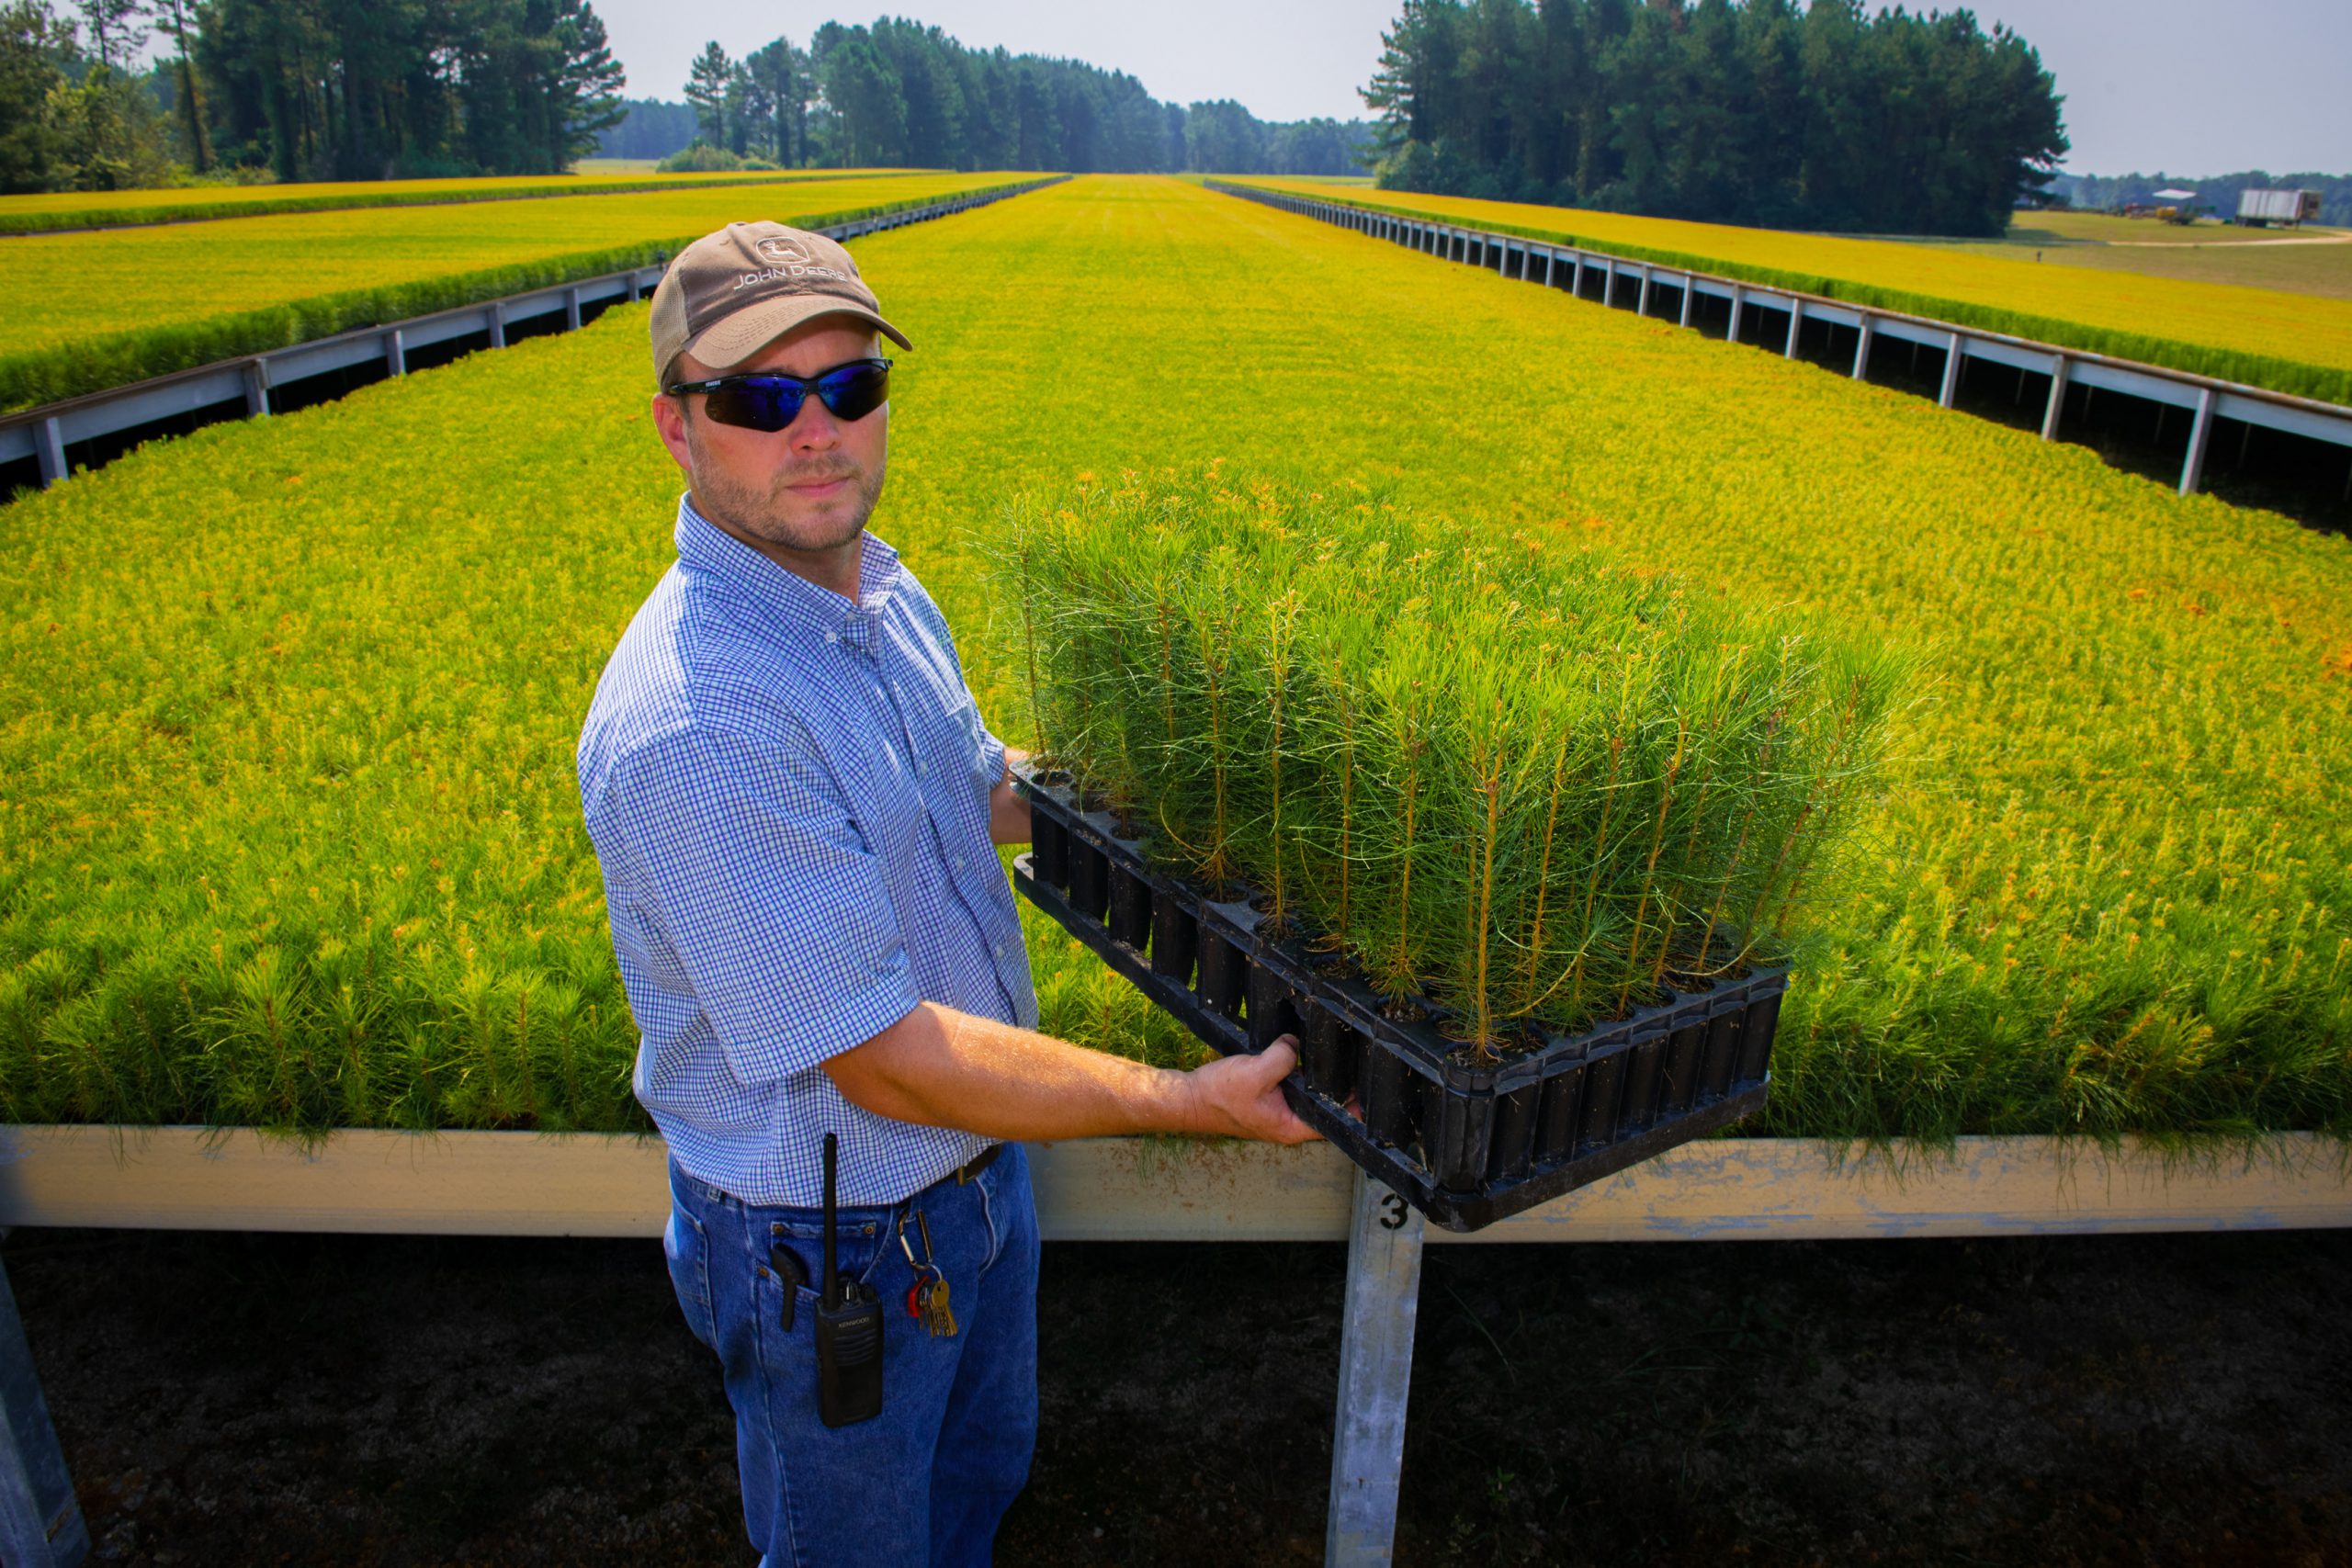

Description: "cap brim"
683 295 911 377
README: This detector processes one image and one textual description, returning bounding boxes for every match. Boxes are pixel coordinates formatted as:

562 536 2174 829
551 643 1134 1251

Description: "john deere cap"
649 220 910 387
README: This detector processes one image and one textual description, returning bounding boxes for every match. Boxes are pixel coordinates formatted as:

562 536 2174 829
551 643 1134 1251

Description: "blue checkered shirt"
577 496 1036 1206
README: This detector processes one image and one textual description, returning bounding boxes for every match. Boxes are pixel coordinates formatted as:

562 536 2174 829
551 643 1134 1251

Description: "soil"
8 1224 2350 1565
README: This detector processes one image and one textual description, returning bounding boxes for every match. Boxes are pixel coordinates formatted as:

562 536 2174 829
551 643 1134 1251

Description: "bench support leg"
1325 1171 1424 1566
0 1258 87 1568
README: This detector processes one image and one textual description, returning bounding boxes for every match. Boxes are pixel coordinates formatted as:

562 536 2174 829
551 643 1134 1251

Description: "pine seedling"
1510 689 1578 1021
999 500 1055 761
1256 587 1306 926
1189 552 1248 888
1449 644 1539 1057
1356 625 1444 1003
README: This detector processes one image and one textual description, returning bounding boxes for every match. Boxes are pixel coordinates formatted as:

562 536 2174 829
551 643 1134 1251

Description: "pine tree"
551 0 626 169
74 0 139 70
684 39 729 148
741 38 797 164
149 0 206 171
0 1 72 192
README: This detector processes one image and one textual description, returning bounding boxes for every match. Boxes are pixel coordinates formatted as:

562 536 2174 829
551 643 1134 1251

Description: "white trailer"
2235 187 2322 227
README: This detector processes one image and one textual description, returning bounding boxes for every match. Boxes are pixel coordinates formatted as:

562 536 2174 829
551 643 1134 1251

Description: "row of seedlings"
1211 180 2352 522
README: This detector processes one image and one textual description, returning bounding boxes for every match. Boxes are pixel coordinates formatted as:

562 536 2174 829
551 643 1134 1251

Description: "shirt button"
823 630 838 644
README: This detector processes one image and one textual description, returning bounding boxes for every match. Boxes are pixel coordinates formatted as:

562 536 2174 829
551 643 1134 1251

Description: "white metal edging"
0 1127 2342 1241
1213 180 2352 502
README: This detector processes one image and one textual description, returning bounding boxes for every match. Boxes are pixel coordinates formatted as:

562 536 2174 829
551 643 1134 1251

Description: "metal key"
919 1272 958 1338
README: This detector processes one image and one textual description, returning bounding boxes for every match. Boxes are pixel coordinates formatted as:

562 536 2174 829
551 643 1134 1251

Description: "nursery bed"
6 178 2349 1152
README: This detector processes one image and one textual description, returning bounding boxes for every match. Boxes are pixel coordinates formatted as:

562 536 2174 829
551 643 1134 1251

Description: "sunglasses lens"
815 362 891 423
703 381 807 432
694 362 889 432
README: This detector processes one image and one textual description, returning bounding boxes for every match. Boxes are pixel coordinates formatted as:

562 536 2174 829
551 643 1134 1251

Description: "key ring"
897 1208 931 1270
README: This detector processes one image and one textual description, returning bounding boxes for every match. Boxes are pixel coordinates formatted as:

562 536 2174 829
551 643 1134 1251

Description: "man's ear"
650 389 695 479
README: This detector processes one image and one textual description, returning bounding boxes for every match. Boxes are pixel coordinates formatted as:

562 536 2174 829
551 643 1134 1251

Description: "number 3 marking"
1378 1192 1408 1230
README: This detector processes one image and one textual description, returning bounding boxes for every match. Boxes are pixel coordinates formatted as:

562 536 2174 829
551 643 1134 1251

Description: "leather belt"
951 1143 1003 1185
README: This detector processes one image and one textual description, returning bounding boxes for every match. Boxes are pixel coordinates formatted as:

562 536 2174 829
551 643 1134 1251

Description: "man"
575 220 1318 1567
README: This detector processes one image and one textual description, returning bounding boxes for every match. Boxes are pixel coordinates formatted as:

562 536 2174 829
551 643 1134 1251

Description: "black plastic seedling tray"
1014 764 1786 1233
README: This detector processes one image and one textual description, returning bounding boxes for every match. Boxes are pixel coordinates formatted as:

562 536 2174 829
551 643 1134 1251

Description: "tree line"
651 20 1371 176
592 96 695 162
1363 0 2069 236
0 0 626 191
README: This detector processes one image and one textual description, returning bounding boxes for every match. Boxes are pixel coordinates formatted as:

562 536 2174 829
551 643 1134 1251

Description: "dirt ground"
7 1220 2349 1566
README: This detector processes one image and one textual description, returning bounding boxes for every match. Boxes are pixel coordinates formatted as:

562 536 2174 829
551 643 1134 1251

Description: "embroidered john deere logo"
731 233 853 292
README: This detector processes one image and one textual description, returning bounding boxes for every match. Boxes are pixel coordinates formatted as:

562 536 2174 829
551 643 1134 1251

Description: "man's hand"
1182 1037 1322 1145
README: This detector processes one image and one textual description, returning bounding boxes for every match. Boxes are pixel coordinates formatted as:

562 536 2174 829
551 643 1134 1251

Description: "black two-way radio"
814 1133 885 1427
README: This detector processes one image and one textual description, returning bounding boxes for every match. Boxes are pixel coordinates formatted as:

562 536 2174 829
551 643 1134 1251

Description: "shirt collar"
674 493 902 653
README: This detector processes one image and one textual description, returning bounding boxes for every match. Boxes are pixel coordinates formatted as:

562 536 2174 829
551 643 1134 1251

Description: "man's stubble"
684 417 888 558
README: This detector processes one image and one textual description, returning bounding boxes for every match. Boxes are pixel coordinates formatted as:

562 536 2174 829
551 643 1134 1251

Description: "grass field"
0 172 1032 411
2 175 2346 1143
1237 177 2352 405
1922 225 2352 304
1968 212 2332 247
1872 210 2352 305
0 167 922 235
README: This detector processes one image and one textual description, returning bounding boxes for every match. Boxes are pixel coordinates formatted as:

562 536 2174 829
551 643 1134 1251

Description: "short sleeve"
606 722 920 1085
978 716 1007 791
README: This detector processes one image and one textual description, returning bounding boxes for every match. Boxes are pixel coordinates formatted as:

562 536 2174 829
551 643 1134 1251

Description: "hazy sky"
590 0 2348 175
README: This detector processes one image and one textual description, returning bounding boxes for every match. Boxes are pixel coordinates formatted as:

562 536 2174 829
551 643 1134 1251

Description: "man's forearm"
820 1000 1315 1145
821 1002 1196 1141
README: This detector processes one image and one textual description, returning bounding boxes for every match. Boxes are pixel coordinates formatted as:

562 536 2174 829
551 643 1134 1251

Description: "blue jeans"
664 1145 1040 1567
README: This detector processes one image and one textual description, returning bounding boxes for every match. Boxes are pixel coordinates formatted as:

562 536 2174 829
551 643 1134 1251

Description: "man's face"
651 315 890 558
